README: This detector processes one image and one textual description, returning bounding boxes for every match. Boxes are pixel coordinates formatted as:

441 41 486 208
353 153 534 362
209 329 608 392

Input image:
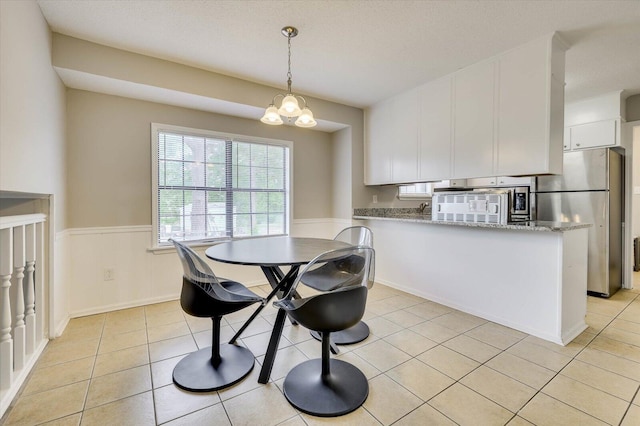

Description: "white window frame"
151 123 293 249
397 182 433 200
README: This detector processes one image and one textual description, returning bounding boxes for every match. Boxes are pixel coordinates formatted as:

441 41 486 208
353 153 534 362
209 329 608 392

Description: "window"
397 182 433 200
151 124 291 246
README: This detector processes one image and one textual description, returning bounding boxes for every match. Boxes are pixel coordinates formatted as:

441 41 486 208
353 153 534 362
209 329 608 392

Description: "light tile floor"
3 272 640 425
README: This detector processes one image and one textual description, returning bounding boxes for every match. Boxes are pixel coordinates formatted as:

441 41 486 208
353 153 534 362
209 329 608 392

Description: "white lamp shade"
260 105 284 125
295 107 317 128
278 95 302 117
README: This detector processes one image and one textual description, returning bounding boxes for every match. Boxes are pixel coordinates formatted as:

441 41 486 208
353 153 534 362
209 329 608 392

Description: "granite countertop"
352 208 591 232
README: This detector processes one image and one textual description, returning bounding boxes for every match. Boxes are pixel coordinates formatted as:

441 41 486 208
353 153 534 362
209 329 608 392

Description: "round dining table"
205 236 351 383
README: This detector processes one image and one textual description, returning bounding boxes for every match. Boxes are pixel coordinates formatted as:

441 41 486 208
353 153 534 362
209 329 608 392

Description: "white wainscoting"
65 219 351 319
53 229 71 338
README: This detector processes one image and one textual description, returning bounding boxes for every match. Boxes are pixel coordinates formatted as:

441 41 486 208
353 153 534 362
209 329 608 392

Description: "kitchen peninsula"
354 208 591 345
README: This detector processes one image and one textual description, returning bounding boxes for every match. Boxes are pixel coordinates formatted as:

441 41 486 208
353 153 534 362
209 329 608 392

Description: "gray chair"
304 226 374 345
275 245 375 416
170 239 264 392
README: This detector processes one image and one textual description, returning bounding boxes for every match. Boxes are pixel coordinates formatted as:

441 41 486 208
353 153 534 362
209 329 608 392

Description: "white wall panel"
354 218 587 345
67 220 342 317
52 231 71 337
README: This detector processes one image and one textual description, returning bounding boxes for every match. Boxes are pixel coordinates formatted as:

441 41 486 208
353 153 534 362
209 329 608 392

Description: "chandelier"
260 26 317 128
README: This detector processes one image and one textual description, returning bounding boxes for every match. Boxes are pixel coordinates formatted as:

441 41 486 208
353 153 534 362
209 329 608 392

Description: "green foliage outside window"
156 130 289 243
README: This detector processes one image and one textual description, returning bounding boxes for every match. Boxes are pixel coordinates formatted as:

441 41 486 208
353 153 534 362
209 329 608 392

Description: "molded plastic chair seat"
275 246 375 417
170 239 263 392
305 226 374 346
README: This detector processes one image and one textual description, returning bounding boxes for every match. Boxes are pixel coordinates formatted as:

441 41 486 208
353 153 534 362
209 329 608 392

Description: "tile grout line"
511 292 640 425
8 288 640 425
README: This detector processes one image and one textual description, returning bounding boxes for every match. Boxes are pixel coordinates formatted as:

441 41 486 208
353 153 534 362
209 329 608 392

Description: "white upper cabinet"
453 59 496 178
496 35 566 176
364 33 567 186
391 89 419 183
364 97 394 184
567 119 618 150
466 176 534 187
466 177 497 187
563 92 624 152
419 75 453 181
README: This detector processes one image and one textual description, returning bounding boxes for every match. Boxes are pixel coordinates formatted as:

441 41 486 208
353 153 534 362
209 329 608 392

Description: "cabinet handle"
575 143 581 147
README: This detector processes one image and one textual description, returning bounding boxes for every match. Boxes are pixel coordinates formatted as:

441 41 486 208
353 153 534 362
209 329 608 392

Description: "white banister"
12 225 26 371
0 227 14 391
24 223 36 355
0 214 47 417
35 221 45 343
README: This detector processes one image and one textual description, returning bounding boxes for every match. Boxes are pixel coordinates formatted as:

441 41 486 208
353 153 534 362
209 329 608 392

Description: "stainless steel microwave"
433 183 532 222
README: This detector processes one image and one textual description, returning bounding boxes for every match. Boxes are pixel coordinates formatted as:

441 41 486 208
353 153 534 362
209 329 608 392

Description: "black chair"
304 226 374 346
275 245 375 416
169 239 264 392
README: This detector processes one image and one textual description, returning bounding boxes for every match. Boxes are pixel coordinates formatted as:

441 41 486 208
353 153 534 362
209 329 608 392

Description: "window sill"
147 239 232 254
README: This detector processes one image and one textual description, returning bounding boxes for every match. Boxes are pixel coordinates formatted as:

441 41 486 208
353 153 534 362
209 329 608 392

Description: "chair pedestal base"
173 343 254 392
310 321 369 345
283 359 368 417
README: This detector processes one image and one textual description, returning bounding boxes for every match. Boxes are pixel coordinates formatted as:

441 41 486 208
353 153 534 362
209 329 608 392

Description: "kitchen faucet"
419 201 431 215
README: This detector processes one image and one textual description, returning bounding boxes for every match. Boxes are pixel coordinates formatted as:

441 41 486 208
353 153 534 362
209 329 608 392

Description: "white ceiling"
37 0 640 110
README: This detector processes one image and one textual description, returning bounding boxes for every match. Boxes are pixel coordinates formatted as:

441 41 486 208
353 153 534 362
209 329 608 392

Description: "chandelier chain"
260 25 316 127
287 33 293 93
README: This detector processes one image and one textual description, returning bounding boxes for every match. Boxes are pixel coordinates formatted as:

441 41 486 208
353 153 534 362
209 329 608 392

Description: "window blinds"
155 129 289 244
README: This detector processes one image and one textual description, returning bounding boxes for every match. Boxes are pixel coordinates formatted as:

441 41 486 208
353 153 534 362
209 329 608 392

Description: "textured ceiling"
37 0 640 109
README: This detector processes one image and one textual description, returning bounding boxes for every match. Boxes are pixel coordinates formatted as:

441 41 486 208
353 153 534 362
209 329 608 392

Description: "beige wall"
0 0 69 337
633 125 640 238
331 128 352 219
626 96 640 238
627 95 640 122
53 33 371 219
0 0 66 231
66 90 334 228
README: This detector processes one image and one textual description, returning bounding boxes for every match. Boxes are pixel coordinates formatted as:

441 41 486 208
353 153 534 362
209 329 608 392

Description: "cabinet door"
365 99 393 184
453 60 496 178
496 176 533 186
569 119 617 150
392 90 419 182
419 76 452 181
497 36 550 176
432 179 467 189
563 127 571 151
467 177 497 187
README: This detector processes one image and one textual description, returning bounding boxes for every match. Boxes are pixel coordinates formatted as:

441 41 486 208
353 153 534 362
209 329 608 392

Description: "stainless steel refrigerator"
535 148 624 297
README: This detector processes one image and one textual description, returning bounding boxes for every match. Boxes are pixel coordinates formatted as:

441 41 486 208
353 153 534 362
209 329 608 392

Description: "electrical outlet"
103 268 115 281
373 195 378 204
634 186 640 195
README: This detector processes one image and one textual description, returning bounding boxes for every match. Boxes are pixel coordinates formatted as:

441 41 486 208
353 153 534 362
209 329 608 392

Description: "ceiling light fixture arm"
268 93 309 109
260 26 317 128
